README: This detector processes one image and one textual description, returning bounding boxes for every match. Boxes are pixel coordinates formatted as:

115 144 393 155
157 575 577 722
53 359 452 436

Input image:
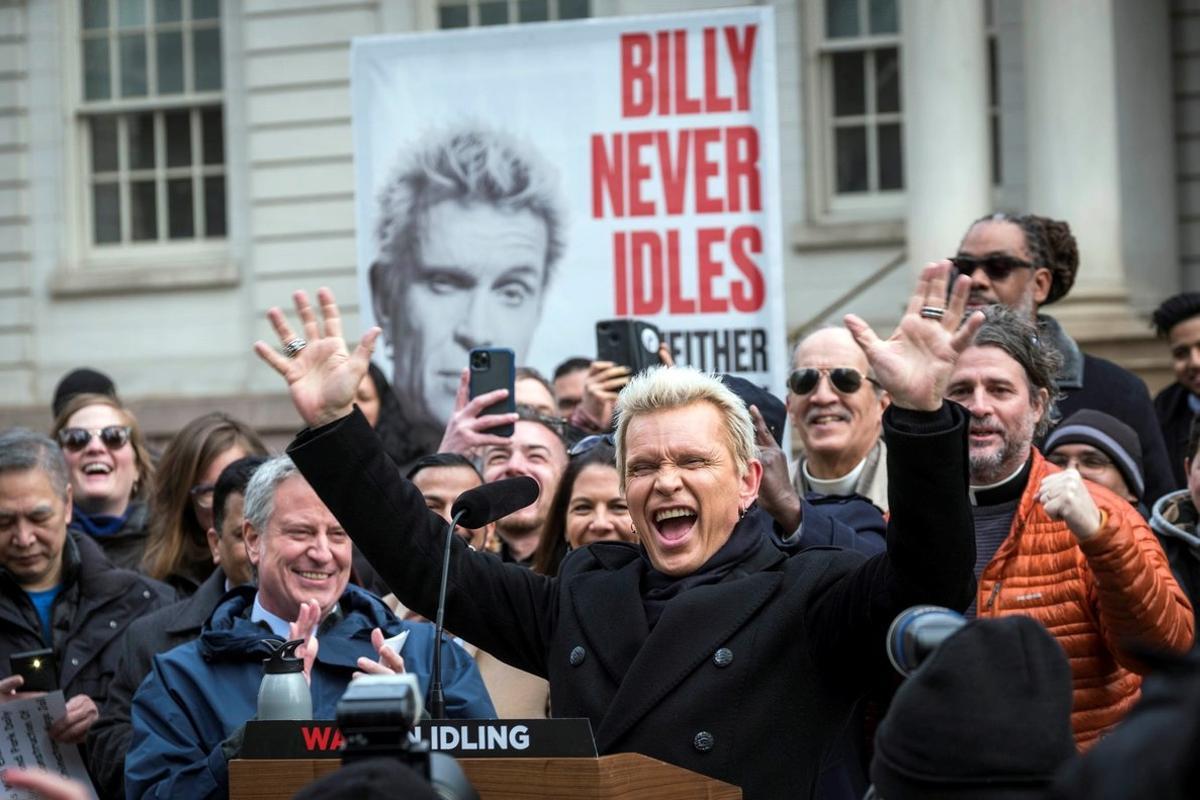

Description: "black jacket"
86 567 230 800
68 502 150 573
288 404 975 800
1154 382 1194 491
0 532 174 706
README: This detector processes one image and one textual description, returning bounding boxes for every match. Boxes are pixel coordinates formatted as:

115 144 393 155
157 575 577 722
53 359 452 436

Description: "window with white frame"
437 0 589 28
79 0 225 247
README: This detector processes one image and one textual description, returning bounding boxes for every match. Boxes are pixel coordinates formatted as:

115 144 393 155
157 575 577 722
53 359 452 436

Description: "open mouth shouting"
652 506 698 549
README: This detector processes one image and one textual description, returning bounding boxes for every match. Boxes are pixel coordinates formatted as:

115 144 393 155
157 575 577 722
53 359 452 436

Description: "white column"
1022 0 1138 334
901 0 991 268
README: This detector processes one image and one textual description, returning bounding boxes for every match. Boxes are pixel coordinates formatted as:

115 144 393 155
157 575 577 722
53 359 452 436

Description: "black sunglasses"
949 254 1035 283
568 433 615 457
787 368 877 396
57 425 132 452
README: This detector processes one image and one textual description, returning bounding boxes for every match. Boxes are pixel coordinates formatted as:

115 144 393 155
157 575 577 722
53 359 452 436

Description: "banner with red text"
352 8 785 429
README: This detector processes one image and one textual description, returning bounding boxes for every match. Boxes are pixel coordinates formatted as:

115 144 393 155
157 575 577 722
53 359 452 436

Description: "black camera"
470 350 490 370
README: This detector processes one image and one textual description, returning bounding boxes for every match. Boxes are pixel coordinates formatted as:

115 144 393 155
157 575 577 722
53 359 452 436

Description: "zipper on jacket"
985 581 1002 612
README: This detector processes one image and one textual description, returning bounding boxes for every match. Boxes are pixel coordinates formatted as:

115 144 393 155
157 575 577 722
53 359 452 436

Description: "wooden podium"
230 753 742 799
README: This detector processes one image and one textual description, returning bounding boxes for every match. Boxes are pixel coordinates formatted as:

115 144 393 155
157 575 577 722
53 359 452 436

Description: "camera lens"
471 351 490 370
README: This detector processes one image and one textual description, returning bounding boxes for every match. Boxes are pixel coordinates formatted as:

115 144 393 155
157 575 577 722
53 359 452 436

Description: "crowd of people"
2 210 1199 800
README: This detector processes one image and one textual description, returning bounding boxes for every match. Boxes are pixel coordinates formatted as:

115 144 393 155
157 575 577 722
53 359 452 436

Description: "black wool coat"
288 404 976 800
1153 382 1194 492
86 567 229 800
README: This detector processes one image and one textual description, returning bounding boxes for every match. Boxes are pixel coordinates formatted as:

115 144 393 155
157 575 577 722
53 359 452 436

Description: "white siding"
1178 0 1200 288
0 0 32 406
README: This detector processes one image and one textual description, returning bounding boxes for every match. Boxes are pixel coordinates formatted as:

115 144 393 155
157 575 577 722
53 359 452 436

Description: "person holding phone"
0 428 173 745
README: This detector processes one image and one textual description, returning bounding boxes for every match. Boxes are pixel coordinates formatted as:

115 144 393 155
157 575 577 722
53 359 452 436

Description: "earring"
738 507 747 520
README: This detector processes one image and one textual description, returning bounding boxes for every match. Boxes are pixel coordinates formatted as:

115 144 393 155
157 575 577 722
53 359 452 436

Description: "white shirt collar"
803 456 868 497
250 594 293 640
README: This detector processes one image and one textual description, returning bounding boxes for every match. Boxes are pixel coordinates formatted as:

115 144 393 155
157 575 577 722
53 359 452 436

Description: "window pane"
201 107 224 165
165 110 191 167
192 0 219 19
167 178 194 238
204 175 226 237
518 0 548 22
120 33 148 97
875 47 900 113
834 126 868 193
82 0 109 29
118 0 145 28
129 113 156 171
91 117 119 173
826 0 859 38
479 1 508 25
83 37 111 100
558 0 589 19
868 0 898 35
155 0 181 23
93 184 120 243
193 27 222 90
439 4 469 28
878 122 903 190
157 31 183 94
131 179 158 240
832 52 865 117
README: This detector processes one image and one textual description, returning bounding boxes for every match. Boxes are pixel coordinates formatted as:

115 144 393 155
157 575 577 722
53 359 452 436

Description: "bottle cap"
263 638 306 675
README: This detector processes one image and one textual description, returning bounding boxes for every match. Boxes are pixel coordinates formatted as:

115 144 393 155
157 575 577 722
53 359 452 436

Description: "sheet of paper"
0 691 96 799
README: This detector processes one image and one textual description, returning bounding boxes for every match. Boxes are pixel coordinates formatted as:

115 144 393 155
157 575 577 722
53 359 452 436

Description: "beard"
968 415 1035 485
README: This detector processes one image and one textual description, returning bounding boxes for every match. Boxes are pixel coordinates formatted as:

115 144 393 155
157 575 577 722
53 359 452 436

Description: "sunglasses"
568 433 615 457
57 425 132 452
787 368 877 396
949 254 1035 283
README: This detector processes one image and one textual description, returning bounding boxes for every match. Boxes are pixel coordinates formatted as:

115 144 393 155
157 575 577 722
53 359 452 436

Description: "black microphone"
886 605 967 677
450 476 540 528
429 477 540 719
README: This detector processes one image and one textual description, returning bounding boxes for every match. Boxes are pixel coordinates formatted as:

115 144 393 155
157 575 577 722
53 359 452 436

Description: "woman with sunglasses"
52 393 156 570
532 435 634 577
142 413 267 595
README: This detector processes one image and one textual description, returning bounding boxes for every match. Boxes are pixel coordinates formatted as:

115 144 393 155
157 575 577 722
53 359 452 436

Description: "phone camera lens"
471 351 490 370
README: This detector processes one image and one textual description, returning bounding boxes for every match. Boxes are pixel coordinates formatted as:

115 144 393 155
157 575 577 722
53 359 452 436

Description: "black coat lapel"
569 557 649 684
594 567 783 750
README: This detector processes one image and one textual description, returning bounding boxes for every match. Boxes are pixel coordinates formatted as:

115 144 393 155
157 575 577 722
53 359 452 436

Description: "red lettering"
591 134 624 218
657 130 690 215
301 726 332 751
673 29 701 115
703 28 733 113
665 229 695 313
697 227 728 313
693 128 722 214
656 30 672 115
627 131 654 217
621 34 653 117
725 126 761 212
730 226 765 312
631 231 664 315
614 231 629 315
331 729 344 750
725 25 757 112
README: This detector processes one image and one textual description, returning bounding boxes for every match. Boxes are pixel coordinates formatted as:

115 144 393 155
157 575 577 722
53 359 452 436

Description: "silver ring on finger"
919 306 946 320
283 337 308 358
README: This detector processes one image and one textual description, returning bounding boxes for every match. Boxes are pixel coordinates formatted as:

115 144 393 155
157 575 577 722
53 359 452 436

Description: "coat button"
108 620 118 629
693 731 714 752
713 647 733 668
70 657 79 667
142 590 151 599
569 646 586 666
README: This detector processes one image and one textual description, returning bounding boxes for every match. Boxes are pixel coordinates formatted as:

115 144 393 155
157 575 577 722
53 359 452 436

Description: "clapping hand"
354 628 407 679
288 599 322 686
254 288 380 428
843 261 982 411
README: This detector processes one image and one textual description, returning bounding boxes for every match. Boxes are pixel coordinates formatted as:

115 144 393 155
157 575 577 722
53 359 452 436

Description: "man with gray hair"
944 305 1194 748
125 455 494 799
0 428 171 745
368 124 567 464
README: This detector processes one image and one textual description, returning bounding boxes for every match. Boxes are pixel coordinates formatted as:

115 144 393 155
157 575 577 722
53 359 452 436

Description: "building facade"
0 0 1195 442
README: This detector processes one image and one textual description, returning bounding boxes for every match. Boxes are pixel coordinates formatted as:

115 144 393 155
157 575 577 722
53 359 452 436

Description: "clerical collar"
969 457 1033 506
804 456 868 498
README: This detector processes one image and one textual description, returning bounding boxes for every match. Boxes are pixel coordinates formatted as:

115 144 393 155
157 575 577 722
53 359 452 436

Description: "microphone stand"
430 510 464 720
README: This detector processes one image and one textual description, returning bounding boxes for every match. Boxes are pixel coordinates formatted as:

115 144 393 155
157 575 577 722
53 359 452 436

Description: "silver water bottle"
257 638 313 720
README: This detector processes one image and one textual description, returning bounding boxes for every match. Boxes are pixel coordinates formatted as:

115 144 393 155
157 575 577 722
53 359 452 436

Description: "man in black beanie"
1152 291 1200 489
51 367 118 419
869 615 1077 799
1044 410 1145 508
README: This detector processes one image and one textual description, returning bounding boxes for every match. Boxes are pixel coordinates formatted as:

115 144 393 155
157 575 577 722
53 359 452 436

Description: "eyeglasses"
787 368 877 396
568 433 615 457
57 426 131 452
189 483 216 510
949 254 1035 283
1046 452 1115 472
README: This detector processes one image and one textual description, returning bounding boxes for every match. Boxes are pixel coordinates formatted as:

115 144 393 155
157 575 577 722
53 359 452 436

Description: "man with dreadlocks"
951 212 1175 501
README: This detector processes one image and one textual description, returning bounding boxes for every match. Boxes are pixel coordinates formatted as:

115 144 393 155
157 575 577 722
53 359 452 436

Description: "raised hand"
843 260 982 411
354 627 407 679
438 369 520 456
288 598 322 686
579 361 631 428
750 405 802 532
254 288 380 428
1037 469 1102 541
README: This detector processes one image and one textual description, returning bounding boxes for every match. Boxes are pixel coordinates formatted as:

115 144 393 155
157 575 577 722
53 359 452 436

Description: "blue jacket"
125 584 494 799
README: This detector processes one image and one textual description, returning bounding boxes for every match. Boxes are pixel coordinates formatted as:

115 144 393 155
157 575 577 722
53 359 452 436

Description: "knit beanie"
1044 409 1145 502
870 616 1076 800
52 367 117 419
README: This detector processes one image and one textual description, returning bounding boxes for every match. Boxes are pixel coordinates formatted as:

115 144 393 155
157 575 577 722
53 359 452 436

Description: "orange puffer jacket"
975 451 1194 749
